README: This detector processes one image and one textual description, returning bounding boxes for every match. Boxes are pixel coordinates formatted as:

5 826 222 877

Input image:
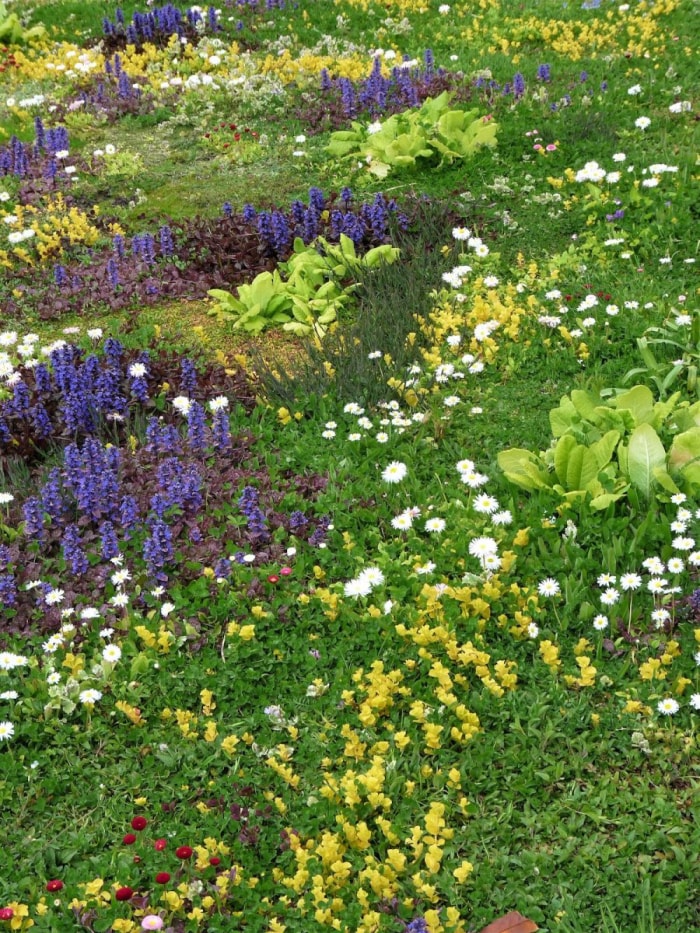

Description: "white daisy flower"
538 578 560 597
473 493 499 514
425 518 446 533
382 461 408 484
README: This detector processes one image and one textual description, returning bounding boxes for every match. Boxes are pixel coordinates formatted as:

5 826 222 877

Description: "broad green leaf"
498 448 551 491
570 389 600 421
554 435 577 485
627 423 666 498
550 395 580 437
282 321 313 335
611 385 655 424
563 445 601 492
589 430 620 470
652 467 680 494
590 490 627 510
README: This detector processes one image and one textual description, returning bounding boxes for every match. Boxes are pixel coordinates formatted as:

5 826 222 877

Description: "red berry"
123 833 137 845
175 845 193 859
46 880 64 893
209 857 221 866
131 816 148 831
0 908 14 920
115 887 134 901
155 872 171 884
154 838 167 851
133 856 142 864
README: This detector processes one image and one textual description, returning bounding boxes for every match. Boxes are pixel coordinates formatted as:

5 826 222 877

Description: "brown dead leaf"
478 911 539 933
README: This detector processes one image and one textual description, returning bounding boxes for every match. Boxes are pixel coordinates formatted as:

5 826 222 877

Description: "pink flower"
141 917 164 931
0 908 14 920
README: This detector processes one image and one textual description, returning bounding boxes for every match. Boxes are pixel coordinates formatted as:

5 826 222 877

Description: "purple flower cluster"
238 486 270 543
0 341 135 456
0 121 70 182
0 546 17 608
1 346 333 626
321 50 449 119
243 188 407 257
102 3 220 48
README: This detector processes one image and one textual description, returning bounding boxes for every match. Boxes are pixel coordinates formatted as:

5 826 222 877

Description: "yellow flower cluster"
336 0 430 13
459 0 679 62
259 50 379 83
0 195 102 270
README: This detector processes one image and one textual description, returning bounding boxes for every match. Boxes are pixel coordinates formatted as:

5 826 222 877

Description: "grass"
0 1 698 931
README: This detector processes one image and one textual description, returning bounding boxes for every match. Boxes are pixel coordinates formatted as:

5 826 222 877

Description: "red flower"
0 908 14 920
131 816 148 831
115 887 134 901
209 857 221 867
175 845 193 860
154 838 167 851
155 872 171 884
123 833 137 845
46 880 64 893
267 575 279 584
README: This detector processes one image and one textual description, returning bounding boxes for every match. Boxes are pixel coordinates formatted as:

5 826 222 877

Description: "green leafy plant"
0 1 45 43
327 92 498 179
498 384 700 509
207 236 399 336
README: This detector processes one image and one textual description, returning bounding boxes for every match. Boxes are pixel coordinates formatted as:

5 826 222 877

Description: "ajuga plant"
100 3 221 53
0 339 331 636
298 50 473 133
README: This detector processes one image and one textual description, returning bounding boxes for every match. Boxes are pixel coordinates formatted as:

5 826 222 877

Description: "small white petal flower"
381 461 408 484
102 644 122 663
537 578 560 598
425 517 446 533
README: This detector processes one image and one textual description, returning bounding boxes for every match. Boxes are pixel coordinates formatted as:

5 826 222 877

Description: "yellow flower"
453 860 474 883
221 734 240 755
162 891 183 910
